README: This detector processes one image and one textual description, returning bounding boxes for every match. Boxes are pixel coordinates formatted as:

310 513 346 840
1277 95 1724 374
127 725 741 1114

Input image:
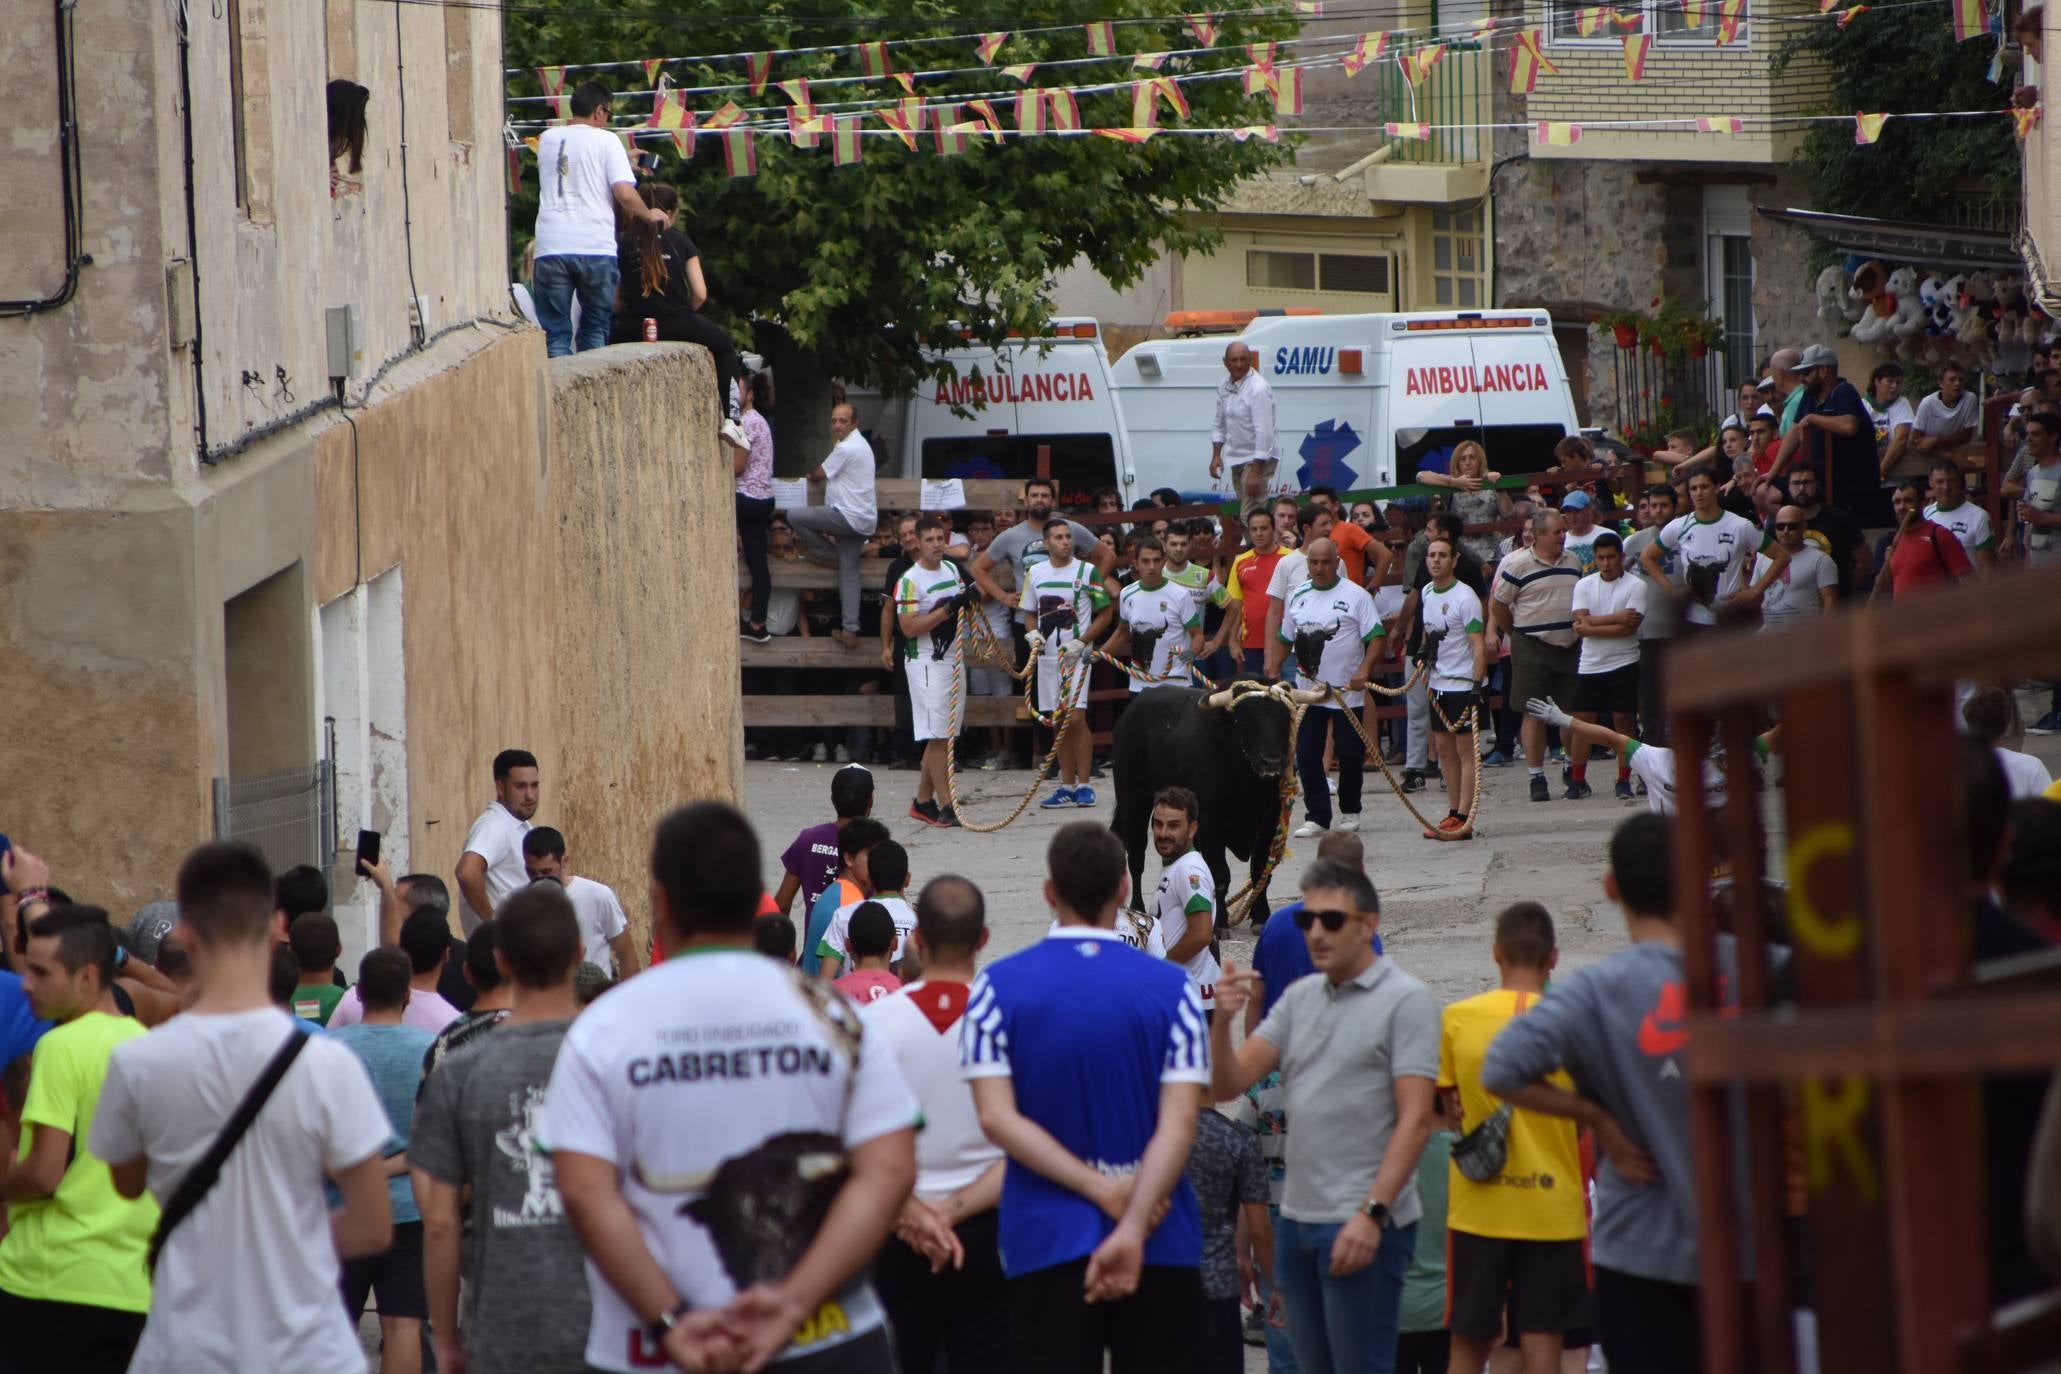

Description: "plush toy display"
1805 258 2035 372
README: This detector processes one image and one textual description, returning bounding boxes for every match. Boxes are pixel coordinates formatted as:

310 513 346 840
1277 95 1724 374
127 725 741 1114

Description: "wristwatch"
645 1300 691 1345
1361 1200 1393 1230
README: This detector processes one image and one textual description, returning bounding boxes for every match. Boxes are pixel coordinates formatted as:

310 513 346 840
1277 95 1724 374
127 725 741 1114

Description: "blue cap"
1560 490 1594 510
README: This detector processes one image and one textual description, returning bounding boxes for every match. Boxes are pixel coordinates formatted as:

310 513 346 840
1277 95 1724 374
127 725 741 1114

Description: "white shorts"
1036 653 1093 713
969 667 1013 697
910 658 965 741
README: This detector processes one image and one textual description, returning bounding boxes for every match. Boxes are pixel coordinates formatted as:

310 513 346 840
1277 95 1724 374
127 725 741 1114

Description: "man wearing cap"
1773 344 1877 522
1559 490 1606 576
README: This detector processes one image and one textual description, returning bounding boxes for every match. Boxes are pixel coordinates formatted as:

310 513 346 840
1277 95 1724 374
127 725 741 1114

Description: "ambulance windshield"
1394 424 1571 483
922 434 1119 511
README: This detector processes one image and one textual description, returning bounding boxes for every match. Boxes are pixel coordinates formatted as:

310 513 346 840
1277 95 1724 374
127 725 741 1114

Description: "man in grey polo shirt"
1492 510 1583 804
1211 859 1437 1374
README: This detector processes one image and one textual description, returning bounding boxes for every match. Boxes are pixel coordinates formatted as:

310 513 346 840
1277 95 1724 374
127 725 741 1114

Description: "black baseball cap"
831 764 875 819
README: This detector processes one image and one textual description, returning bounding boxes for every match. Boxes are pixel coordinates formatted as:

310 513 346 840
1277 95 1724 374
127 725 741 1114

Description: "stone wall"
549 344 744 951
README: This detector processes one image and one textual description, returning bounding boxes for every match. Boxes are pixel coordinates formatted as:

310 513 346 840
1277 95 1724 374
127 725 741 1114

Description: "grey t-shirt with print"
1254 957 1439 1226
409 1020 590 1373
1185 1108 1270 1300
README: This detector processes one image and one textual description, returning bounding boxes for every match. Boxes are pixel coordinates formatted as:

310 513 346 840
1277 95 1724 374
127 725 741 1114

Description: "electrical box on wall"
165 260 194 348
325 304 364 382
409 294 432 335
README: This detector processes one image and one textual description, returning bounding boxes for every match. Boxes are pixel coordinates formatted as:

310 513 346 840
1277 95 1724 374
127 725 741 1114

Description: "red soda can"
643 318 658 342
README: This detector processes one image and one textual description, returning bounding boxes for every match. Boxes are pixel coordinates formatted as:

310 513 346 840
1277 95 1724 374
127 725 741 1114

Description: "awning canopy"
1755 207 2021 273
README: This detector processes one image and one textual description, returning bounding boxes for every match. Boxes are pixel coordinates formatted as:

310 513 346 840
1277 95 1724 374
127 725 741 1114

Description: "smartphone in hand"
355 829 381 872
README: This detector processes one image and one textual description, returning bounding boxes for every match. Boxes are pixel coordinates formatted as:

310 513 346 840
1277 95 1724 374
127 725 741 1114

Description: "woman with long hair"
1446 440 1511 565
734 371 779 643
611 182 744 440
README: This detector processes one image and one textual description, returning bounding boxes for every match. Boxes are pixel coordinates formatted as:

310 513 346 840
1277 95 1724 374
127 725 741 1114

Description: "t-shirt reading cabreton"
540 951 917 1372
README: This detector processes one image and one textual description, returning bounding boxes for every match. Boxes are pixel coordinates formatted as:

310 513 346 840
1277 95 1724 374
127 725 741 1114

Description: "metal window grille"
210 761 338 895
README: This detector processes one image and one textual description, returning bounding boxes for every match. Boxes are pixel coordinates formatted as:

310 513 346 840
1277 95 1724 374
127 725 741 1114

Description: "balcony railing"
1369 43 1488 166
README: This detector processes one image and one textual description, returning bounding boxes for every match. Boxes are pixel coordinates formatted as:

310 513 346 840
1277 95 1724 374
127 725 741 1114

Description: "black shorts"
1428 690 1477 735
1574 664 1640 715
1007 1261 1202 1373
341 1219 427 1321
1445 1231 1590 1342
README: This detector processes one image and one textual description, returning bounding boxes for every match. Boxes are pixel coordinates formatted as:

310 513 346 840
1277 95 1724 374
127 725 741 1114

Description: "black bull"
1112 679 1297 926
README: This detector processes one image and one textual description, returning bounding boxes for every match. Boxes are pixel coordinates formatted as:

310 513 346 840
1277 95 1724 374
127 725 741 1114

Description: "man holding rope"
1280 538 1384 840
1419 535 1490 841
898 514 972 829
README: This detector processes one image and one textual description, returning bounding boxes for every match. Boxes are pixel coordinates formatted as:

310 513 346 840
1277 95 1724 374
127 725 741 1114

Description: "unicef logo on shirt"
1539 1173 1555 1190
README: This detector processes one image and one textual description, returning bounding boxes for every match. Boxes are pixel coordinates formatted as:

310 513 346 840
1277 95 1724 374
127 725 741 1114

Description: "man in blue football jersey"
961 821 1210 1373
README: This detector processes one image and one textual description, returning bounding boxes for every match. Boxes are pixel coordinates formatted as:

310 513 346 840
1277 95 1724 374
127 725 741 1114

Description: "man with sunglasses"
1753 506 1836 633
1212 861 1437 1374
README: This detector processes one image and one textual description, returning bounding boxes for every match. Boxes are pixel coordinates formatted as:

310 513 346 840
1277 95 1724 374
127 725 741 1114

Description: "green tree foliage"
1776 7 2017 222
507 0 1298 440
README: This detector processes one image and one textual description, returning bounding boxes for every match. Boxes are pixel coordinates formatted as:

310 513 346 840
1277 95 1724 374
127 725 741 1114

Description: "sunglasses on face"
1773 521 1803 530
1293 907 1356 932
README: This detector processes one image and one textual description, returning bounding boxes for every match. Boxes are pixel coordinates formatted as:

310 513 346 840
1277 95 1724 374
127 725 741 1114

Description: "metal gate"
210 761 337 891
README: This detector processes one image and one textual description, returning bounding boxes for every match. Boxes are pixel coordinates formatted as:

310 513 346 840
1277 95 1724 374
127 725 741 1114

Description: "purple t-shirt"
782 822 844 911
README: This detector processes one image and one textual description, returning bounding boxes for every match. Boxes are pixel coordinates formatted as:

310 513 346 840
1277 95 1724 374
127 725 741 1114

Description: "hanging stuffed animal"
1886 267 1925 340
1815 265 1852 325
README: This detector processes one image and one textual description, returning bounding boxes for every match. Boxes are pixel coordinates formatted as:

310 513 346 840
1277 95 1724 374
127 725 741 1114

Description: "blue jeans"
532 254 618 357
1274 1217 1414 1374
1256 1259 1300 1373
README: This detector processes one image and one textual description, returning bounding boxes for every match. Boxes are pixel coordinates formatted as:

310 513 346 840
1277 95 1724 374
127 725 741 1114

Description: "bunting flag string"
975 32 1009 64
1003 63 1040 83
1696 114 1743 131
1716 0 1746 43
1509 29 1558 93
745 52 773 94
967 99 1007 143
900 96 930 130
787 106 827 148
1536 120 1583 145
1243 62 1280 96
1621 33 1652 80
2013 104 2042 138
1341 33 1388 76
1274 66 1305 114
1085 21 1118 56
1017 89 1048 133
1050 89 1083 131
1156 75 1193 118
536 66 569 120
1134 51 1169 70
1385 120 1432 138
1853 110 1889 142
877 107 919 149
1130 80 1161 127
1684 0 1709 26
1232 124 1282 141
859 41 893 78
832 113 863 164
642 58 665 85
1093 126 1158 142
1951 0 1987 41
779 77 813 114
705 101 747 130
1184 13 1220 46
722 128 758 176
935 104 968 154
892 72 918 96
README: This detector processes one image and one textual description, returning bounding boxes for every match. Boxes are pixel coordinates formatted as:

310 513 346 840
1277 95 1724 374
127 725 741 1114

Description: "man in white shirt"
1207 342 1278 503
89 842 395 1374
1912 363 1979 457
1865 362 1916 479
456 748 540 933
1414 537 1489 839
530 81 666 357
1150 788 1223 1009
1569 531 1647 801
1924 458 1996 571
1281 539 1385 838
521 826 641 975
788 403 879 647
860 876 1008 1374
1642 468 1786 628
1107 537 1204 692
1755 506 1837 634
817 840 919 978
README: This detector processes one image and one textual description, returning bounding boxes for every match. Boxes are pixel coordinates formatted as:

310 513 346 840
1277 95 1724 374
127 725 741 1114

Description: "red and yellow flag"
1835 6 1868 26
1716 0 1745 44
1244 62 1279 97
976 32 1009 64
1684 0 1708 26
1621 34 1651 80
1184 13 1220 46
536 66 569 121
1017 90 1047 134
1247 41 1277 67
900 97 929 131
832 114 863 165
1049 89 1082 131
1695 114 1743 132
1134 51 1169 70
877 108 918 150
646 87 691 132
787 107 826 149
1093 126 1159 142
1274 67 1305 115
1003 63 1039 83
1130 82 1161 128
705 101 746 131
892 72 917 97
1342 33 1389 76
1611 8 1644 29
778 78 813 115
1399 45 1445 86
1575 8 1607 36
1156 76 1192 119
746 52 772 94
1233 124 1281 142
1952 0 1987 42
721 130 756 178
2013 105 2043 138
935 105 967 155
1385 121 1432 139
1853 111 1889 143
967 99 1006 143
642 58 665 85
1085 21 1117 56
858 41 893 78
1509 29 1558 93
1294 2 1325 14
1535 120 1583 146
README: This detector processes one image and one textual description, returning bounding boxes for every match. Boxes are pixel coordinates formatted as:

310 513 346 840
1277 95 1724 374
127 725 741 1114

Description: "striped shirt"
961 927 1208 1276
1491 547 1583 648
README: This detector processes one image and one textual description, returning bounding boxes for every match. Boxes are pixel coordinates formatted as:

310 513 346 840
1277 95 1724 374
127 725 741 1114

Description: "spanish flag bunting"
1835 6 1867 26
721 129 756 178
976 31 1009 64
1093 127 1158 142
1131 82 1161 128
1274 66 1305 115
1385 120 1432 139
646 88 691 131
1716 0 1745 44
1294 1 1324 12
1342 33 1388 76
1621 34 1650 80
1016 90 1048 133
642 58 665 84
778 78 813 115
746 52 773 94
935 105 967 155
1817 0 1838 10
1853 111 1888 143
1470 16 1499 31
1184 13 1219 45
832 114 863 164
900 97 930 131
1003 63 1039 83
2013 105 2042 138
1399 45 1444 86
1695 114 1743 132
1248 41 1277 68
1085 21 1117 56
877 108 918 150
536 66 569 120
522 135 539 152
705 101 746 131
1509 28 1557 93
858 41 892 78
1535 120 1582 145
1575 8 1607 36
1951 0 1986 41
1049 89 1082 131
1683 0 1708 25
967 99 1006 143
1232 124 1280 142
1155 76 1192 119
669 128 694 155
1135 51 1169 70
787 106 825 149
1611 8 1644 29
1244 63 1280 96
892 72 917 97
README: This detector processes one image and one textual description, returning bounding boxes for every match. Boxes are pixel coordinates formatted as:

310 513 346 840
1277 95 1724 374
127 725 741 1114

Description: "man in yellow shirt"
0 905 157 1370
1437 901 1589 1374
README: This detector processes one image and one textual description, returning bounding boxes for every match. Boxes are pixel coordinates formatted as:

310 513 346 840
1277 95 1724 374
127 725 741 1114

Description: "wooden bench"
742 695 1025 728
741 637 1014 669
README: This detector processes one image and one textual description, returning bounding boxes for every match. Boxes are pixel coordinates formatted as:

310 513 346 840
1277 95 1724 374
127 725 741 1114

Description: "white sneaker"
834 745 851 764
720 419 750 451
810 743 828 762
1292 820 1326 839
1337 813 1361 831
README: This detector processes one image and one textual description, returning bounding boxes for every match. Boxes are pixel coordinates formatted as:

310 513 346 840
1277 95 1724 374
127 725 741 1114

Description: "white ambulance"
855 309 1582 506
1114 309 1583 501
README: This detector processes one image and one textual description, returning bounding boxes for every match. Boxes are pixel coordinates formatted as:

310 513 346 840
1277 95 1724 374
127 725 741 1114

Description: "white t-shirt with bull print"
1117 580 1201 693
1279 578 1383 710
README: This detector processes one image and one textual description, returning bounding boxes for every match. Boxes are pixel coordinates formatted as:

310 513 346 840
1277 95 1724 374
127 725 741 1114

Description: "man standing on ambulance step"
1209 343 1278 504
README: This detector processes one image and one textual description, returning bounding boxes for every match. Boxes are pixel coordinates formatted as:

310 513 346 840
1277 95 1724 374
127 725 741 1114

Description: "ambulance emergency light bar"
1393 315 1549 330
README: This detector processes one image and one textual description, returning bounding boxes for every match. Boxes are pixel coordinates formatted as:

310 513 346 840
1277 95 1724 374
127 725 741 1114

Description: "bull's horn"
1201 688 1236 709
1286 686 1330 705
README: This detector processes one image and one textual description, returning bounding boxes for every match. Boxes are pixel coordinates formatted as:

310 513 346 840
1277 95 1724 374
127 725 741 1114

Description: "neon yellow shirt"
1437 989 1587 1242
0 1011 158 1311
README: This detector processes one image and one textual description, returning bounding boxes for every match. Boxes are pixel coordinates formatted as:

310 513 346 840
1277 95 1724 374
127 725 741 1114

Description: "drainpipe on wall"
0 0 88 317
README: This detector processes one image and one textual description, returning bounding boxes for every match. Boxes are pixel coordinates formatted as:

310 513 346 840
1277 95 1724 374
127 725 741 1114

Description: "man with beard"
1780 463 1867 597
457 749 540 932
970 476 1119 610
1148 788 1222 1013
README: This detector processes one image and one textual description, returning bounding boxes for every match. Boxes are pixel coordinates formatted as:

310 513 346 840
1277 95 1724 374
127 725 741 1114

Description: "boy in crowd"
801 818 890 977
832 904 905 1004
897 513 972 828
1439 903 1590 1374
775 765 875 918
818 840 916 980
288 912 347 1025
1568 530 1646 800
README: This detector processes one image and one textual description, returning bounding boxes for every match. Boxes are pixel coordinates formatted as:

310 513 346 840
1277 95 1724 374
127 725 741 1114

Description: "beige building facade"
2 0 737 964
